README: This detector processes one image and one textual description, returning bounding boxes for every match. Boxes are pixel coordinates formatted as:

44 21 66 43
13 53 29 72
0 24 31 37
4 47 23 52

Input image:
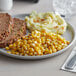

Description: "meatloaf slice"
0 13 13 41
8 18 26 42
0 18 26 48
12 18 26 37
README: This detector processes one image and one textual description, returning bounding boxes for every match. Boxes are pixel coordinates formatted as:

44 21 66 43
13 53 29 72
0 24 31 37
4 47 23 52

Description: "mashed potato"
25 11 67 34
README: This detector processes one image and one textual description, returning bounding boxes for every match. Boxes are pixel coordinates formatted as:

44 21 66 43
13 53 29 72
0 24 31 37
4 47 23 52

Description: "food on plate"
5 30 70 56
0 13 26 48
0 13 13 41
25 11 67 34
0 12 70 57
11 18 26 40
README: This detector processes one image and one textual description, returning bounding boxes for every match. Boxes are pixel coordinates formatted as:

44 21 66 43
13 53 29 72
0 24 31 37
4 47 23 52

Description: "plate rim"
0 14 75 60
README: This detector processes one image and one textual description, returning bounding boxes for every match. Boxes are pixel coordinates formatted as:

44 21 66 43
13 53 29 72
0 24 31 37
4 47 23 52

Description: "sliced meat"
12 18 26 37
0 13 13 41
0 18 26 48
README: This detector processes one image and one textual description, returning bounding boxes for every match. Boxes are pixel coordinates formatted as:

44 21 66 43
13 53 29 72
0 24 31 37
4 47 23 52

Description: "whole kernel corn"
29 48 34 52
5 30 70 56
15 52 19 55
26 51 29 55
29 52 33 56
5 47 9 50
49 49 52 54
7 51 11 54
9 44 13 48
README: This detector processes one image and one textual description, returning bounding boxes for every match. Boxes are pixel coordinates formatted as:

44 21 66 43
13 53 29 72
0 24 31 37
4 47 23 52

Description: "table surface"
0 0 76 76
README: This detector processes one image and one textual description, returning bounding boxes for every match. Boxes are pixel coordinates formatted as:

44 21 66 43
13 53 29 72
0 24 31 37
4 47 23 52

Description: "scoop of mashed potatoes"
25 11 67 34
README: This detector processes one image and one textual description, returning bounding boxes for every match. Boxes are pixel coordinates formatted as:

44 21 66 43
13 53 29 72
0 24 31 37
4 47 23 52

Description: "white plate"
0 14 75 60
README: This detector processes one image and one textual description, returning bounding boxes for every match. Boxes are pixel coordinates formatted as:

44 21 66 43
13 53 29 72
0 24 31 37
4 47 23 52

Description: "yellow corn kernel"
17 39 21 42
37 39 41 43
37 50 42 55
20 53 24 56
35 43 40 47
62 45 67 49
57 47 62 51
49 49 52 54
46 41 50 44
16 45 20 50
12 48 17 51
5 30 70 56
23 40 27 44
17 42 21 46
15 52 19 55
41 37 45 40
44 48 49 54
26 51 29 54
18 48 22 53
5 47 9 50
13 43 16 48
66 41 70 45
9 44 13 48
52 49 56 53
21 48 24 53
53 42 56 45
26 44 30 48
29 52 33 56
43 44 47 48
22 36 25 39
51 45 56 53
27 40 32 44
29 48 34 52
54 45 58 49
37 33 40 36
20 42 24 46
30 43 35 47
34 52 37 55
11 51 16 54
23 45 27 50
34 47 39 51
7 51 11 54
48 46 51 49
24 53 28 56
40 46 44 51
58 41 62 44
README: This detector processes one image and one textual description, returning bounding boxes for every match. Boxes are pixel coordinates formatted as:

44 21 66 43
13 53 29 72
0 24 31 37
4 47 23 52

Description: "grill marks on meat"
0 13 26 48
